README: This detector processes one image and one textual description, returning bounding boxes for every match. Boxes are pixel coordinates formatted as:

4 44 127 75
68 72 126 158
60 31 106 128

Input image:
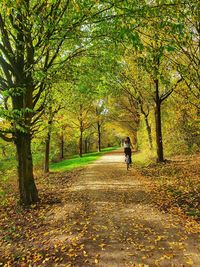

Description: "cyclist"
124 136 132 165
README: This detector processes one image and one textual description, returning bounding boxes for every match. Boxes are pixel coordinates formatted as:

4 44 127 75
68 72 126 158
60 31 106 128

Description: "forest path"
46 149 200 267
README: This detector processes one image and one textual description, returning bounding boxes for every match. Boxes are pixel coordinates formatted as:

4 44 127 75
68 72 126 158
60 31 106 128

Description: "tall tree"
94 100 107 152
68 95 94 157
43 103 62 173
116 56 154 150
168 1 199 109
0 0 114 205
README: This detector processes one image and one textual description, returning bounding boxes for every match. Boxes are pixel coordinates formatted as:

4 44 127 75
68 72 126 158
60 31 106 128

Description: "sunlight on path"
59 149 200 267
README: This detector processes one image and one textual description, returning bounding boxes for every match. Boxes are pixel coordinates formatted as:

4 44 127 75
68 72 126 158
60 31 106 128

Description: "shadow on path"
47 150 200 266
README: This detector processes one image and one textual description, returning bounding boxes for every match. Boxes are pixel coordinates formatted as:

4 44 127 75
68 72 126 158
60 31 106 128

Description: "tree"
93 100 108 152
116 56 154 150
68 92 94 157
165 1 199 109
43 101 62 173
0 0 114 205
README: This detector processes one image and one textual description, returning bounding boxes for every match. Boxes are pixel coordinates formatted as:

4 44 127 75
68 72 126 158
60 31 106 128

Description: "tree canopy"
0 0 199 205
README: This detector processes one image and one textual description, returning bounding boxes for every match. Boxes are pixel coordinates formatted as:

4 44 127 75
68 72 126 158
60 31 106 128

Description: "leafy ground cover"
0 150 199 266
0 147 118 205
135 153 200 222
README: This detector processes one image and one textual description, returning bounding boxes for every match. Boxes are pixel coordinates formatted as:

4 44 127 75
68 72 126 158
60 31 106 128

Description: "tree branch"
0 13 14 57
0 131 14 142
160 77 183 103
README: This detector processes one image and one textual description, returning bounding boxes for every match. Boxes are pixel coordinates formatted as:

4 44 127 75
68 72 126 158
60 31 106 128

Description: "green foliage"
163 90 200 156
0 0 199 205
132 150 156 167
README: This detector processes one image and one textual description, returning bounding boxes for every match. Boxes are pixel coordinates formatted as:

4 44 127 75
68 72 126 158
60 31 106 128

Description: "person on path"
124 136 132 164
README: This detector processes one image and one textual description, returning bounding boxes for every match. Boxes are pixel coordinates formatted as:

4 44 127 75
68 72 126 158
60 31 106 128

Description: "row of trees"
0 0 116 205
106 0 199 160
0 0 199 205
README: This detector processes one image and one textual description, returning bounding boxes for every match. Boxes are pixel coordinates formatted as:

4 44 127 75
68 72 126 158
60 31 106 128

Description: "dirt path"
45 149 200 267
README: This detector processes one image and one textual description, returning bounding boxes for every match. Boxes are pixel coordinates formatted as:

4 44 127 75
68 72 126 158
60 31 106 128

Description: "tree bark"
84 138 88 154
79 129 83 157
154 79 164 162
44 117 53 173
144 115 153 150
15 131 38 206
139 103 153 150
97 121 101 152
132 132 138 151
44 132 50 173
60 132 64 160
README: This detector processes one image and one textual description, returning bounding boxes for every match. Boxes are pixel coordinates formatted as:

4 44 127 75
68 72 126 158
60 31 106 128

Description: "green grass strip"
50 146 119 172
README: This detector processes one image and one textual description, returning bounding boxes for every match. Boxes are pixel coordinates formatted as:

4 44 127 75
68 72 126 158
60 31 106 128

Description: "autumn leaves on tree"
0 0 199 205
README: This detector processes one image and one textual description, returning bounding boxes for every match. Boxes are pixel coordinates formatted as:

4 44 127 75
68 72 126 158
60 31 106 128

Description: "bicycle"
125 154 131 170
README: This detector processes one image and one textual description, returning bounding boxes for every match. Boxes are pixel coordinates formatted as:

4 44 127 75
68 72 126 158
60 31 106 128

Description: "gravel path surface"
52 149 200 266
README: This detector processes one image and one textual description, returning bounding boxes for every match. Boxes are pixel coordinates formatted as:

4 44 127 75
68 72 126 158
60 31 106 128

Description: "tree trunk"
79 130 83 157
44 117 53 173
144 115 153 150
84 138 88 154
97 122 101 152
15 131 38 206
132 132 138 151
44 132 50 173
154 79 164 162
60 133 64 160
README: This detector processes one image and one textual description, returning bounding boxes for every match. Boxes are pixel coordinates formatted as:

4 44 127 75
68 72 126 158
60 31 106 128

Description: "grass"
50 146 119 172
